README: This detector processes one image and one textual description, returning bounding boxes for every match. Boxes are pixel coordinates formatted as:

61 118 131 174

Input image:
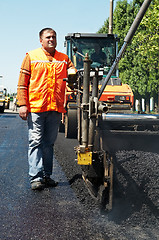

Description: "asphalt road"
0 110 159 240
55 127 159 239
0 112 103 240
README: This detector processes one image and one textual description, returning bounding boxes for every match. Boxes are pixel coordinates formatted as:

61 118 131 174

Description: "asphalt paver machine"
63 32 134 138
65 0 152 210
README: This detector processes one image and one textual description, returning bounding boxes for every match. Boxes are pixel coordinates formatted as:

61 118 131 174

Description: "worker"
91 45 107 65
17 28 76 190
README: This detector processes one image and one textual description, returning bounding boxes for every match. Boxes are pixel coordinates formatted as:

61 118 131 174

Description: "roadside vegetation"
98 0 159 113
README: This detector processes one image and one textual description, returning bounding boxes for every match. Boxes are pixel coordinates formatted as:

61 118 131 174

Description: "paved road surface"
0 112 101 240
0 110 158 240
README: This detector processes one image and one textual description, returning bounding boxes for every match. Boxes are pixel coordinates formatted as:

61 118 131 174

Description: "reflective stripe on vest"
31 60 68 64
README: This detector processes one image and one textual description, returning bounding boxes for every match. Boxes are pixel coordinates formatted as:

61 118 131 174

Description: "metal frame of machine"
61 0 152 210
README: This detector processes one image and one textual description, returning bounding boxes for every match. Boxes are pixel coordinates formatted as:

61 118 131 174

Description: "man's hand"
19 106 29 120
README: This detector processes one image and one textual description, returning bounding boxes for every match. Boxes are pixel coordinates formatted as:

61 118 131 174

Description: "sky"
0 0 120 94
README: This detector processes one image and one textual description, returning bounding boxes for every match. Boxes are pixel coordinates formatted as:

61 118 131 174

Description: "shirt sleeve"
17 54 31 106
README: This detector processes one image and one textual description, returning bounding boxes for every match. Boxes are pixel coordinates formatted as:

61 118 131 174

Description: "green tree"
127 0 159 111
98 0 159 112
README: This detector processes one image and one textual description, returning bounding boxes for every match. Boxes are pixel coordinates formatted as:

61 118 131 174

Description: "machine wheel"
0 106 4 113
65 108 77 138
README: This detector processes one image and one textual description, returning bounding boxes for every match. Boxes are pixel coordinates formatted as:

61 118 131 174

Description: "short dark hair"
39 28 56 39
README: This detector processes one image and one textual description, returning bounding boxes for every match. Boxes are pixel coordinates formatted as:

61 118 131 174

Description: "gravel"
55 132 159 240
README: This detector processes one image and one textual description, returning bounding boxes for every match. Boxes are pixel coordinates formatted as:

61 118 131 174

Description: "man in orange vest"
17 28 76 190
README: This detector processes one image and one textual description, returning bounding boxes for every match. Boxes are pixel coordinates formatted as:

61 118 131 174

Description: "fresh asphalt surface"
0 107 159 240
0 111 100 240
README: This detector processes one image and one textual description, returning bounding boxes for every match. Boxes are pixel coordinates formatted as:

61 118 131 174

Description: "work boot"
31 180 45 190
44 177 58 187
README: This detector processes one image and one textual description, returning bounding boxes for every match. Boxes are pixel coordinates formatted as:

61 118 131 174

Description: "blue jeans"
27 111 61 182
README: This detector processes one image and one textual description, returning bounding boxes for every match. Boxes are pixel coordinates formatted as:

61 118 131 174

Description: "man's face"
40 30 57 53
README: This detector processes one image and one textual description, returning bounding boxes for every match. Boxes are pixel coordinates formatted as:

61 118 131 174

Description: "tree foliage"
98 0 159 101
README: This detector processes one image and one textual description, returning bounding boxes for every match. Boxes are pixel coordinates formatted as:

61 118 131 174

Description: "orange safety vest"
28 48 71 113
